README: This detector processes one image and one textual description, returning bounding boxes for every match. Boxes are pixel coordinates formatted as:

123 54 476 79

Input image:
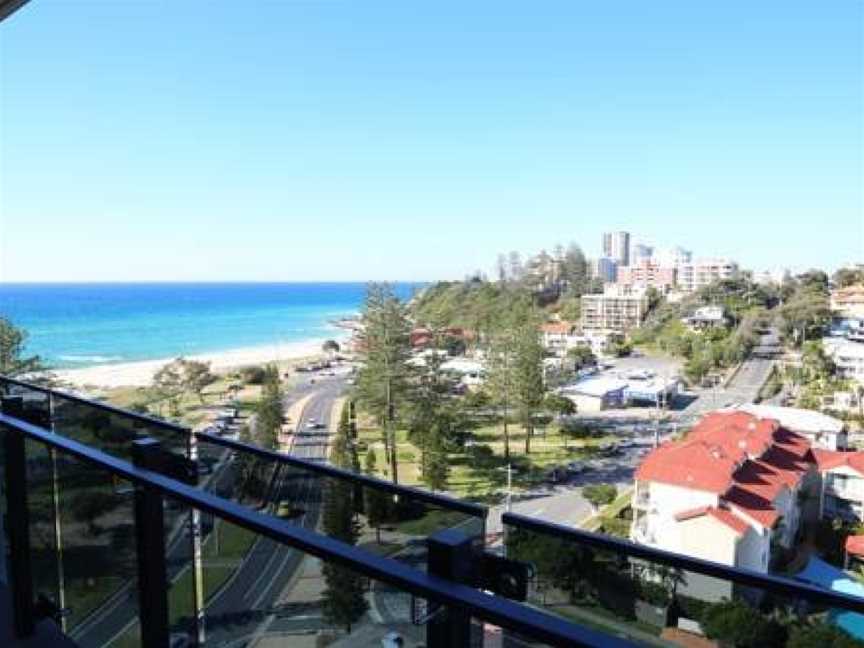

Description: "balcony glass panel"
503 521 864 648
53 452 141 647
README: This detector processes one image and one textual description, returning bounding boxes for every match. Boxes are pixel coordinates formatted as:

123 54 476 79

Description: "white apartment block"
631 411 822 600
676 258 739 293
580 285 649 332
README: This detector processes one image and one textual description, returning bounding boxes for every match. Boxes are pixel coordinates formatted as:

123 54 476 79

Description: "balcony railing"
0 377 635 647
4 377 864 647
503 513 864 646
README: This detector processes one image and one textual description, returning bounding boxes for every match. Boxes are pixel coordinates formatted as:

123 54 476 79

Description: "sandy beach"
53 338 343 389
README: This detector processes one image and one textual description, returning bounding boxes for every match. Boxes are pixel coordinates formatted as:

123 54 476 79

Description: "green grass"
392 508 474 537
358 419 615 501
203 521 257 560
168 564 237 626
65 576 128 631
108 564 236 648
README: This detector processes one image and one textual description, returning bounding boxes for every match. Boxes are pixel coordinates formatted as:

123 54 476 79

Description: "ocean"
0 282 423 369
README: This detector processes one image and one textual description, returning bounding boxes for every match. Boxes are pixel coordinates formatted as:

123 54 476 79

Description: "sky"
0 1 861 282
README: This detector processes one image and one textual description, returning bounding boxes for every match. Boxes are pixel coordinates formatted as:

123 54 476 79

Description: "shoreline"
52 337 348 389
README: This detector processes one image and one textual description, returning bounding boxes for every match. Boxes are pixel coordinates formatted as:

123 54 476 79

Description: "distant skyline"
1 2 861 282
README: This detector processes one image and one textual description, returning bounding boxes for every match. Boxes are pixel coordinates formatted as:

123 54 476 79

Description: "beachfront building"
559 376 628 412
616 260 676 294
831 285 864 319
580 285 649 332
676 258 740 293
631 411 821 600
823 337 864 386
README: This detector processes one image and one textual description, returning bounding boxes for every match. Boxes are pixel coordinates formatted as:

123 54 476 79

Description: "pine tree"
355 283 413 484
321 427 368 633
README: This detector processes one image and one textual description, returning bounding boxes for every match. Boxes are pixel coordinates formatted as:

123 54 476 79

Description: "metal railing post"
1 396 35 637
427 529 473 648
132 438 170 648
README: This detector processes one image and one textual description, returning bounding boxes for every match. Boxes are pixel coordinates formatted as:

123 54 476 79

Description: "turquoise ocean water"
0 283 422 369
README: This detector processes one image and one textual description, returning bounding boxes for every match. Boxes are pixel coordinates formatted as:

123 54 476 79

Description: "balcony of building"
1 376 864 647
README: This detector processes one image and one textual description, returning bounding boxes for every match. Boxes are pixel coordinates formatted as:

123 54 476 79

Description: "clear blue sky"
1 1 861 281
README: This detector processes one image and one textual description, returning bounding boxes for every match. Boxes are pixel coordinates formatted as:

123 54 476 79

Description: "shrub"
700 599 787 647
600 517 631 538
787 621 864 648
583 484 617 509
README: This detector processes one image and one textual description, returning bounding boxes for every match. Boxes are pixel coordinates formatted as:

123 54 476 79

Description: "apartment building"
616 260 677 293
601 231 630 266
677 258 739 293
631 411 821 600
580 285 649 332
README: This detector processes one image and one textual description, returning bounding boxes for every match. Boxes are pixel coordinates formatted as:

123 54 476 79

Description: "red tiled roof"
813 449 864 475
689 411 778 459
674 505 750 535
724 485 780 529
847 535 864 557
635 439 738 493
636 411 816 531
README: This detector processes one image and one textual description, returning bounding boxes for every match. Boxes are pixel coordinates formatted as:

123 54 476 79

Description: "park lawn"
203 520 257 561
357 419 617 501
391 508 477 537
108 564 237 648
65 575 128 632
168 564 237 627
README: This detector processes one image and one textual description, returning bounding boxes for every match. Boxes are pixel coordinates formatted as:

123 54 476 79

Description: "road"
679 328 780 419
200 376 345 646
485 330 782 535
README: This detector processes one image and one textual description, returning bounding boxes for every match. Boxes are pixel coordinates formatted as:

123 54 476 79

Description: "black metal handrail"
0 375 187 435
503 512 864 614
0 411 635 648
1 375 487 520
197 430 487 519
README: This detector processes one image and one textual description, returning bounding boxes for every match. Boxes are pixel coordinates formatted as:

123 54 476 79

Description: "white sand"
53 338 339 389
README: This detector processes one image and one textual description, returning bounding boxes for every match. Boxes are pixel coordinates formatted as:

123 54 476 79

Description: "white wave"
56 354 125 364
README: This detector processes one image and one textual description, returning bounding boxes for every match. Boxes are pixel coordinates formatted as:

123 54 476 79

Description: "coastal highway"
201 376 345 646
